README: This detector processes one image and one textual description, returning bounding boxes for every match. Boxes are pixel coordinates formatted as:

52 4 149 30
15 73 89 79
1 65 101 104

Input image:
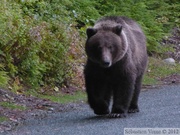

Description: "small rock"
4 94 14 100
172 80 176 83
48 107 54 112
147 69 151 73
54 86 59 92
163 58 176 65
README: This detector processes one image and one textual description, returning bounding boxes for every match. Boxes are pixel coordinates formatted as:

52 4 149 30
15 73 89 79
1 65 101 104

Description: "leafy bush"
0 0 179 91
0 1 72 89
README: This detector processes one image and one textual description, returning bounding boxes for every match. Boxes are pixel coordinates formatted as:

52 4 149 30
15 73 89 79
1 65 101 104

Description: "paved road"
2 85 180 135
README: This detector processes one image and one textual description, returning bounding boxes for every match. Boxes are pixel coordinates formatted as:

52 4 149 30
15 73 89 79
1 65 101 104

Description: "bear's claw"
107 113 127 118
128 108 139 113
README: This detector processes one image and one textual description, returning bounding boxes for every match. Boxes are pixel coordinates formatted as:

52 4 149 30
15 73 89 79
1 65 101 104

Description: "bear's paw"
108 113 127 118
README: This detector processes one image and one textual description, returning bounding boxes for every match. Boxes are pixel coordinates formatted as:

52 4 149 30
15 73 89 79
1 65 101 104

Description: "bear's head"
85 25 128 68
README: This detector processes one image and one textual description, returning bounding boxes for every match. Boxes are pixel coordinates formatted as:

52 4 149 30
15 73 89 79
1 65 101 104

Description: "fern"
0 64 9 88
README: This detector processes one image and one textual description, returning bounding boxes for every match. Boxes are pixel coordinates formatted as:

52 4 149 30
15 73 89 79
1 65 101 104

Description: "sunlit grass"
0 102 26 111
0 116 8 123
25 89 87 104
39 91 87 104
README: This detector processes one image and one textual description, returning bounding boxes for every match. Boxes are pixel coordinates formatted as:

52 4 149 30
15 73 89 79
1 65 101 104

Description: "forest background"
0 0 180 95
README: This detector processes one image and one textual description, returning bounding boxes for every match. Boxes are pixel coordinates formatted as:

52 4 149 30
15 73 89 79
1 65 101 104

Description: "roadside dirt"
0 74 180 133
1 74 180 133
0 88 83 133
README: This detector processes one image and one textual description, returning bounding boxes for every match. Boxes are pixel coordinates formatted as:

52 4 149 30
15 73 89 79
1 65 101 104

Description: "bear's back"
94 16 142 32
94 16 146 48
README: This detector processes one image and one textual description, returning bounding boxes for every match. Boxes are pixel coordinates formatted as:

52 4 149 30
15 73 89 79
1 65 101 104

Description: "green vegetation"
143 57 180 85
0 64 9 87
24 88 86 103
0 101 26 110
0 116 8 123
0 0 179 93
38 91 86 104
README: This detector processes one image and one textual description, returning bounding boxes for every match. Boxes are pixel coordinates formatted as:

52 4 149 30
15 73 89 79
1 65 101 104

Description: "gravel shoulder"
0 88 84 133
1 84 180 135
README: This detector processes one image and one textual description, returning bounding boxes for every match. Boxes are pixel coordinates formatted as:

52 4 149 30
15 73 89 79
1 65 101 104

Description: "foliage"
0 1 72 89
0 0 179 91
0 64 9 88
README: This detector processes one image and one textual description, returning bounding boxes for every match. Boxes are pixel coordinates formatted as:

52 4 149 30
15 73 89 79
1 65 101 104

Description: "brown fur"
84 16 148 118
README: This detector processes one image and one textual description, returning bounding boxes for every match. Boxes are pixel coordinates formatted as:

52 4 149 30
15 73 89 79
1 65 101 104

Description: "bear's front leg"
88 94 110 115
85 78 111 115
109 78 135 118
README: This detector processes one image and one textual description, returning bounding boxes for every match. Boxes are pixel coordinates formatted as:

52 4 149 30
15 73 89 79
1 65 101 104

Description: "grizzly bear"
84 16 148 118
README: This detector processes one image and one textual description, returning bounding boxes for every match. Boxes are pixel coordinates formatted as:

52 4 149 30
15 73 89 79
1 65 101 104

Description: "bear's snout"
101 52 112 68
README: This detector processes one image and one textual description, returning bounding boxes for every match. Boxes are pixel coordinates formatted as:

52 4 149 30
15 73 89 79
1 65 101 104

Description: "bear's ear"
86 28 97 38
113 25 122 35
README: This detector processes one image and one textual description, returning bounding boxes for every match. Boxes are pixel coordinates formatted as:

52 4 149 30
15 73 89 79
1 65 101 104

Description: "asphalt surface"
2 85 180 135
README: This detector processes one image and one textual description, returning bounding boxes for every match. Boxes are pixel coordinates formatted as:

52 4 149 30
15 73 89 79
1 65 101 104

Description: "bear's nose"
102 61 111 68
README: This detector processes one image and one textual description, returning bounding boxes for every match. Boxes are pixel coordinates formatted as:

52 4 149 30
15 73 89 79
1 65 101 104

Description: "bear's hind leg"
128 75 143 113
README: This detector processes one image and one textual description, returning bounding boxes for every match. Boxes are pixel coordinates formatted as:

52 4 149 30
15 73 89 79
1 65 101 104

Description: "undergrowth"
0 0 179 92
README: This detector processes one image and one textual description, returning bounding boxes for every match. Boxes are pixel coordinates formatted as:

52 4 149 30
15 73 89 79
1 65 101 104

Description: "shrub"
0 1 72 89
0 0 179 91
